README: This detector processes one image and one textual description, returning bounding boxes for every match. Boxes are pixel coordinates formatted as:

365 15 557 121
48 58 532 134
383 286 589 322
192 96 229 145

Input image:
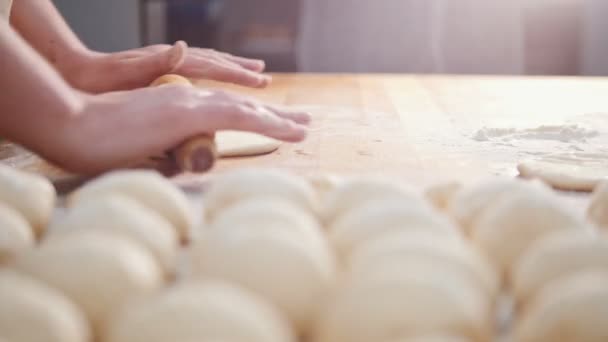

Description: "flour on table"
216 131 281 157
471 113 608 191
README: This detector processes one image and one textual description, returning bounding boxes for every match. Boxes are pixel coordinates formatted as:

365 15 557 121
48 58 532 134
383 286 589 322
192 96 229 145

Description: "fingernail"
169 41 188 70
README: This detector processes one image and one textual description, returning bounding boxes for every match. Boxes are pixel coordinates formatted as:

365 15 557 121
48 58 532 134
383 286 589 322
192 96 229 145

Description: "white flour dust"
467 113 608 177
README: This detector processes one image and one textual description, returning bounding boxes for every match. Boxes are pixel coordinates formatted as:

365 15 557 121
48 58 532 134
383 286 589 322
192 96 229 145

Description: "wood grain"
4 74 608 196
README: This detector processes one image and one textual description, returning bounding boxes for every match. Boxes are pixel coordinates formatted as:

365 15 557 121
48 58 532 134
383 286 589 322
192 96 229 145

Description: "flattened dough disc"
518 153 608 192
216 131 281 158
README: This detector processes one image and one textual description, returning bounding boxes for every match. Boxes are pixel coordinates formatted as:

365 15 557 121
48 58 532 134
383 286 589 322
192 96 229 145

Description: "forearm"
0 26 83 162
10 0 90 83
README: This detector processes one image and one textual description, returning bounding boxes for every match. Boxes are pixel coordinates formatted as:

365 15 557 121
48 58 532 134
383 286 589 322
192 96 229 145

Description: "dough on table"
349 231 499 299
203 168 317 222
48 194 179 277
386 334 471 342
13 230 163 337
0 164 56 238
322 176 425 225
0 270 91 342
515 271 608 342
448 178 547 234
518 153 608 192
68 170 193 242
104 281 295 342
216 130 281 157
315 260 490 342
0 203 33 264
513 229 608 306
425 181 462 211
191 221 335 334
329 198 460 262
588 181 608 229
470 189 588 277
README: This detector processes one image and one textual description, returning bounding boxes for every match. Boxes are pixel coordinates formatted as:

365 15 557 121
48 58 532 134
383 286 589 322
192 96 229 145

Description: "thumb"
123 41 188 86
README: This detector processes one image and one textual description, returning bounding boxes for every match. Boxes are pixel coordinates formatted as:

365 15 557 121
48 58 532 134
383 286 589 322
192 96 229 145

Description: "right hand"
47 85 311 174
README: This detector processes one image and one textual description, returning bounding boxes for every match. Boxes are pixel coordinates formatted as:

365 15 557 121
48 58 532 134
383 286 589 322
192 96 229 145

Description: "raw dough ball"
203 168 317 222
425 181 462 211
448 178 547 233
305 173 344 200
0 270 90 342
315 261 490 342
350 231 499 299
0 203 33 264
48 194 178 276
13 230 163 336
0 165 56 238
385 334 471 342
329 199 460 262
104 281 295 342
471 190 586 277
322 177 423 224
513 229 608 306
216 130 281 157
209 197 327 251
68 170 193 242
588 181 608 229
515 271 608 342
191 223 335 333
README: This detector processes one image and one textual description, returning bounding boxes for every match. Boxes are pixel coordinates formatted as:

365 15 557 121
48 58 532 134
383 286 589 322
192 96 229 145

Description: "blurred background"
52 0 608 75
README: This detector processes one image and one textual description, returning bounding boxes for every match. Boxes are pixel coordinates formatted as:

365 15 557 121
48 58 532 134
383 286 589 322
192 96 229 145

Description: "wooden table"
4 74 608 196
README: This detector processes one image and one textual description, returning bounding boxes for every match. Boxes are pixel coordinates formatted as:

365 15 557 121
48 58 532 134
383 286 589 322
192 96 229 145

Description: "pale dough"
216 131 281 157
515 271 608 342
518 153 608 192
105 281 295 342
589 181 608 228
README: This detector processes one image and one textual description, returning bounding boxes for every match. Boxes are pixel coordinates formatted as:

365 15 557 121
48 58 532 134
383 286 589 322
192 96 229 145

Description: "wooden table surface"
4 73 608 195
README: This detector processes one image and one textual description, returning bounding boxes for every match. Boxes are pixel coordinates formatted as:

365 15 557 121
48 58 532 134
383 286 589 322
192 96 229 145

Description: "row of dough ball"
0 165 56 263
431 177 608 342
202 169 501 341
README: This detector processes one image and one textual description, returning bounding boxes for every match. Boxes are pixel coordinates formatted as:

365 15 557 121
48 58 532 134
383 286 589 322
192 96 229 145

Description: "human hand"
47 85 310 174
65 41 271 93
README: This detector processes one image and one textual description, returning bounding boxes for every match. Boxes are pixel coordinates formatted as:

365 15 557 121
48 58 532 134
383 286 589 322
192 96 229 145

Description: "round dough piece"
588 181 608 229
448 178 547 233
0 203 33 264
68 170 193 242
0 165 56 238
315 261 490 342
350 231 499 299
104 281 295 342
203 168 317 222
216 130 281 157
513 229 608 306
329 199 460 262
305 173 345 200
13 230 163 337
471 190 587 277
322 177 424 225
209 197 327 252
0 270 90 342
425 181 462 211
518 153 608 192
191 226 335 333
515 271 608 342
385 334 471 342
48 194 178 277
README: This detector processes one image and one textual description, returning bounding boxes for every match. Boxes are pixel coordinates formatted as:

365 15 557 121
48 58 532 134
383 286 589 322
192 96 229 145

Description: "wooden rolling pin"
150 74 218 172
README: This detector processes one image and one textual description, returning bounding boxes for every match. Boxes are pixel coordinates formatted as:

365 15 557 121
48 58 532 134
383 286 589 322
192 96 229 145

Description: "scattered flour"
473 125 599 143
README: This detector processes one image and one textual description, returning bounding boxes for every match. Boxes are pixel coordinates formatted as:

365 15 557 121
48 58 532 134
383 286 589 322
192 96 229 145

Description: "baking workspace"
1 1 608 342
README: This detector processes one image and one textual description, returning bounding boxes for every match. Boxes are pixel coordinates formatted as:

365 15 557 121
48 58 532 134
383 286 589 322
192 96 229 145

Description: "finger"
118 41 188 87
202 105 308 142
183 59 271 88
263 105 312 125
220 53 266 72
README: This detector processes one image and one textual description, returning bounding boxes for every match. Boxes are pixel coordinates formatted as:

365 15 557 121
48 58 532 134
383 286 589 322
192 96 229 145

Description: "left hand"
66 41 271 93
